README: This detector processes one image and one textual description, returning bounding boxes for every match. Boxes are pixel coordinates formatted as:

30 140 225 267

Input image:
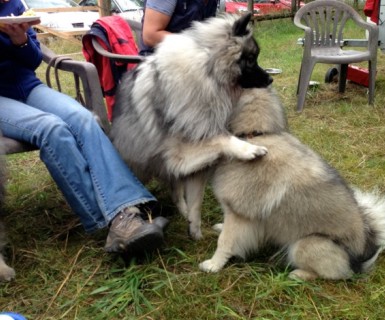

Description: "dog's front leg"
199 214 237 272
164 135 267 178
199 207 257 272
225 136 267 160
184 172 208 240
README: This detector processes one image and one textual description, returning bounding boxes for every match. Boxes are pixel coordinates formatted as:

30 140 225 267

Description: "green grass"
2 12 385 319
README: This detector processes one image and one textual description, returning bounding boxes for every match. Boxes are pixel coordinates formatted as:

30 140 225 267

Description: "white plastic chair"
294 0 379 112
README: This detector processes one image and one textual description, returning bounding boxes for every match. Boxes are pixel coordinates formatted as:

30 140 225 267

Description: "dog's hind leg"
199 207 260 272
287 235 354 281
171 179 188 218
183 173 208 240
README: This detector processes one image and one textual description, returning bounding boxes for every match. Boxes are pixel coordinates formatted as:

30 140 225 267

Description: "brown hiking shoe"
105 206 164 255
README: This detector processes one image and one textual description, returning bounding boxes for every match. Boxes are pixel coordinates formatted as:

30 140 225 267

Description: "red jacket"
364 0 380 24
82 15 138 121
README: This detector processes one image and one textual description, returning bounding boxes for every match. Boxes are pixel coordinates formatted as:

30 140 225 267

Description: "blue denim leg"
0 84 155 232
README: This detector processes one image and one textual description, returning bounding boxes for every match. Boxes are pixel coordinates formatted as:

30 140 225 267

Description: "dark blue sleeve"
204 0 219 17
12 27 43 70
0 0 43 70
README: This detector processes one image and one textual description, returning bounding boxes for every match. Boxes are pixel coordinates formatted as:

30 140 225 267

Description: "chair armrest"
87 18 144 63
91 38 144 63
41 44 110 133
348 12 379 54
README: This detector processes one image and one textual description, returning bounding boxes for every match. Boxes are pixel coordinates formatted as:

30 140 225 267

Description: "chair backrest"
82 17 144 121
294 0 369 48
127 19 143 45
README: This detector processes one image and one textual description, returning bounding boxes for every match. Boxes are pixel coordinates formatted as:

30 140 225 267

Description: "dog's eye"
247 56 256 67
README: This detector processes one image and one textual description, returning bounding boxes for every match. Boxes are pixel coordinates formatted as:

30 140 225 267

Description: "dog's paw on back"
227 136 267 160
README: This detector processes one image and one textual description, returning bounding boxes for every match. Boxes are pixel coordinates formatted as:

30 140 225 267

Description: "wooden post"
291 0 296 14
248 0 254 14
97 0 111 17
290 0 302 16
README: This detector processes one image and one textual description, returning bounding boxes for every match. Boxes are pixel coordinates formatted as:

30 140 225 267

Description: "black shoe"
105 207 165 255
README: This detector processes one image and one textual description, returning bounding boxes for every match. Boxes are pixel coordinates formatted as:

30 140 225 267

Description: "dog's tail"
354 188 385 246
354 188 385 271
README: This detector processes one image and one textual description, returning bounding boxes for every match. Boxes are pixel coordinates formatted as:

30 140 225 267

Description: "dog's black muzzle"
239 65 274 89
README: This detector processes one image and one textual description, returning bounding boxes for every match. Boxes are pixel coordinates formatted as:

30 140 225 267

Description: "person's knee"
66 107 101 132
36 115 73 147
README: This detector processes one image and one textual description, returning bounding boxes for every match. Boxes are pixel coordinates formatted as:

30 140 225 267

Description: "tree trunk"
97 0 111 17
248 0 254 14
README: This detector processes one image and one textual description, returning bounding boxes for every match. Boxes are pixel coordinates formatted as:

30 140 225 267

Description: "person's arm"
142 7 172 48
0 21 30 46
0 20 42 70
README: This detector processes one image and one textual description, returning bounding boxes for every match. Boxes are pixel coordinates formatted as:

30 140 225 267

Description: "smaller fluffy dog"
0 138 15 282
197 88 385 280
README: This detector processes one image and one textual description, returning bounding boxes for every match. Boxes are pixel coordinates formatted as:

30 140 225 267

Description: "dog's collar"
236 131 264 139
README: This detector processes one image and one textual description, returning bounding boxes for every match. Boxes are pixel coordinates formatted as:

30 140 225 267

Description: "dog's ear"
232 13 252 37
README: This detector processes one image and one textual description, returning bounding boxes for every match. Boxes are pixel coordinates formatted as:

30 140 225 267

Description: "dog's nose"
268 75 273 85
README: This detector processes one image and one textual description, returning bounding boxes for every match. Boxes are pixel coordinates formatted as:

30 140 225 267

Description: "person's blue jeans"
0 84 156 232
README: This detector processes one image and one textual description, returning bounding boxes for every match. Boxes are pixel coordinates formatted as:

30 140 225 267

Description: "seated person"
0 0 168 258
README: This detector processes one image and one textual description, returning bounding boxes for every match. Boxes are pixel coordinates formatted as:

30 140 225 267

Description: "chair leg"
296 64 303 95
368 59 376 105
296 60 315 112
338 64 348 93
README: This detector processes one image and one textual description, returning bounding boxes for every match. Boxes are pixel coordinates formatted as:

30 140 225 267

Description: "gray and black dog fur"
110 13 272 239
195 87 385 280
0 137 15 281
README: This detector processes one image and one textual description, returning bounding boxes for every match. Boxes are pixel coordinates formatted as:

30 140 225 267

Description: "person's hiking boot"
105 206 166 255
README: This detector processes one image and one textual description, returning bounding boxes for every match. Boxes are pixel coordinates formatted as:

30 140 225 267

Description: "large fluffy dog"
110 13 272 239
196 87 385 280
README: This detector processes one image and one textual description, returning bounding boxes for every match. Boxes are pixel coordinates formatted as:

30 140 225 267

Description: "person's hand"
0 19 40 46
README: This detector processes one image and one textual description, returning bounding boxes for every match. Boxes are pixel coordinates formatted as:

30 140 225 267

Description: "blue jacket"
139 0 218 55
0 0 43 101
